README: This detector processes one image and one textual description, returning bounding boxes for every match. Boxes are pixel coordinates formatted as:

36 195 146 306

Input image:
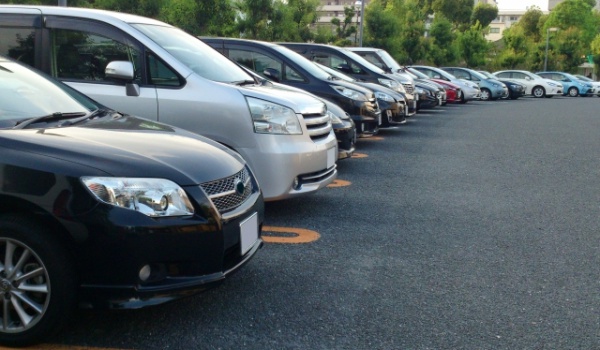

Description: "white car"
493 70 563 98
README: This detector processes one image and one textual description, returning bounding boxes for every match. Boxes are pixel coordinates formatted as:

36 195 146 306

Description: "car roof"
200 37 279 48
0 5 166 26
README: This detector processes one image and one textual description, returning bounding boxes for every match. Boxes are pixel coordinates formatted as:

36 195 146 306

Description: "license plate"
240 212 259 255
327 146 336 168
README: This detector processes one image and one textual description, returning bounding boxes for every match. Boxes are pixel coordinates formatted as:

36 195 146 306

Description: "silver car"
0 6 338 201
411 65 481 103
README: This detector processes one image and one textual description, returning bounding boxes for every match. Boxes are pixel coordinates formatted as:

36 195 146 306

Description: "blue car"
442 67 509 101
536 71 595 97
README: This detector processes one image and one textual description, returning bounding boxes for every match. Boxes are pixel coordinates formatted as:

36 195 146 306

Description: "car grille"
403 83 415 94
298 165 337 185
303 112 332 142
200 167 254 214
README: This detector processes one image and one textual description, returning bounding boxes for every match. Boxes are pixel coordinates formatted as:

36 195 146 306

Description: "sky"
496 0 548 10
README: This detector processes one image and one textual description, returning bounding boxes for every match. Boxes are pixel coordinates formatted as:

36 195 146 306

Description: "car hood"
347 81 402 99
430 79 460 90
1 115 245 186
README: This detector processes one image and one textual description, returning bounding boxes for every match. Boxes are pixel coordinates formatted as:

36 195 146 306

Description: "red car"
430 79 463 104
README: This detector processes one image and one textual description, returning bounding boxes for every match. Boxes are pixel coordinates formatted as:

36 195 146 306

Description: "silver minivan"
0 6 338 201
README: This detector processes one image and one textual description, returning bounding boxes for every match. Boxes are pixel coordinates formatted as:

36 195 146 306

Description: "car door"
43 16 159 120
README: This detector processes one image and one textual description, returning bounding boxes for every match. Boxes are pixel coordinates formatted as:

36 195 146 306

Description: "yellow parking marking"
327 179 351 188
262 226 320 244
351 152 368 159
360 136 384 141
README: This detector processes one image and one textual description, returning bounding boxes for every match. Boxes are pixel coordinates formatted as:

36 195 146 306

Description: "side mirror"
336 63 352 73
105 61 134 81
263 68 281 82
105 61 139 97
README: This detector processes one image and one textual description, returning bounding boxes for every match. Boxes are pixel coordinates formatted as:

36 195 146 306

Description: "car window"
0 27 36 68
148 53 182 86
50 29 142 83
313 51 365 75
453 70 470 80
512 72 527 79
495 72 510 79
229 49 280 77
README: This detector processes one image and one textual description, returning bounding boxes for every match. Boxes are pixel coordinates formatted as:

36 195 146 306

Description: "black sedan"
479 70 526 100
0 56 263 347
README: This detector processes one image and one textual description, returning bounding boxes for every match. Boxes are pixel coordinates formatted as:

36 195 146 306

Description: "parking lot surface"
42 97 600 350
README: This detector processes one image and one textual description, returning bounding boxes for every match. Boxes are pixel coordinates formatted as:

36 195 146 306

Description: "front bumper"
333 119 357 160
76 190 265 309
378 100 406 127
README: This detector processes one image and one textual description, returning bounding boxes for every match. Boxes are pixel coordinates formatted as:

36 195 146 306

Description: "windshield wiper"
13 112 87 130
234 79 257 86
58 108 111 127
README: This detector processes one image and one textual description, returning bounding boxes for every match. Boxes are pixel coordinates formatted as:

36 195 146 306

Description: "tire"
532 86 545 98
568 87 579 97
460 94 468 104
480 88 491 101
0 214 75 347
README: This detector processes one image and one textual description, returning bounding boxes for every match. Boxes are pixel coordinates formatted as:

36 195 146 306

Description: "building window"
490 27 500 34
509 16 518 21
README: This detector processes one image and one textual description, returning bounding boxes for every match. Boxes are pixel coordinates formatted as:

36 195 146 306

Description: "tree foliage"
471 3 498 28
457 23 488 67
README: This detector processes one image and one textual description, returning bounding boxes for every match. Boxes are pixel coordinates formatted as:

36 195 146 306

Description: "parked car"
242 66 357 159
0 55 263 346
278 43 419 115
478 70 526 100
441 67 508 101
313 62 409 127
347 47 447 106
410 65 481 103
536 71 596 97
492 70 563 98
200 37 381 138
0 5 338 201
404 67 462 104
574 75 600 96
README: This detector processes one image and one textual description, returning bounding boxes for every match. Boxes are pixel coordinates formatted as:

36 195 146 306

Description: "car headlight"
378 78 400 90
374 91 395 102
246 97 302 135
82 177 194 217
331 85 367 101
547 82 557 87
491 83 500 87
327 110 343 124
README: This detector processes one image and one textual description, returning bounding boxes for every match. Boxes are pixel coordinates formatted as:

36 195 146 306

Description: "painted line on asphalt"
359 136 384 141
351 152 368 159
262 226 320 244
327 179 351 188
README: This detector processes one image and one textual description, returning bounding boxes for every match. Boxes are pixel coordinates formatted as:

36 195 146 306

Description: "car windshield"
469 70 489 80
0 60 96 129
132 24 252 83
340 48 387 74
272 45 332 80
376 50 402 71
529 72 545 80
478 71 495 79
314 62 356 82
406 67 429 79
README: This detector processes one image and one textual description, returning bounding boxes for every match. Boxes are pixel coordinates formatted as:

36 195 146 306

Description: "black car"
313 62 408 127
347 47 447 108
0 56 263 346
478 70 526 100
201 37 381 138
278 42 419 116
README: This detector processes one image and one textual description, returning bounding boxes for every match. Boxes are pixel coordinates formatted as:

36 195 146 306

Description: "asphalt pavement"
50 96 600 350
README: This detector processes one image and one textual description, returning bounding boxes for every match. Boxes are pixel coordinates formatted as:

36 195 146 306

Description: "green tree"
331 6 359 46
591 34 600 73
363 0 401 53
545 0 597 44
514 6 545 42
432 0 473 29
471 3 498 28
397 0 429 64
457 23 488 67
427 15 458 66
159 0 200 34
233 0 274 39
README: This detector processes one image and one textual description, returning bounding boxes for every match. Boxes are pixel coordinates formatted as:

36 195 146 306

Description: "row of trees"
2 0 600 73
